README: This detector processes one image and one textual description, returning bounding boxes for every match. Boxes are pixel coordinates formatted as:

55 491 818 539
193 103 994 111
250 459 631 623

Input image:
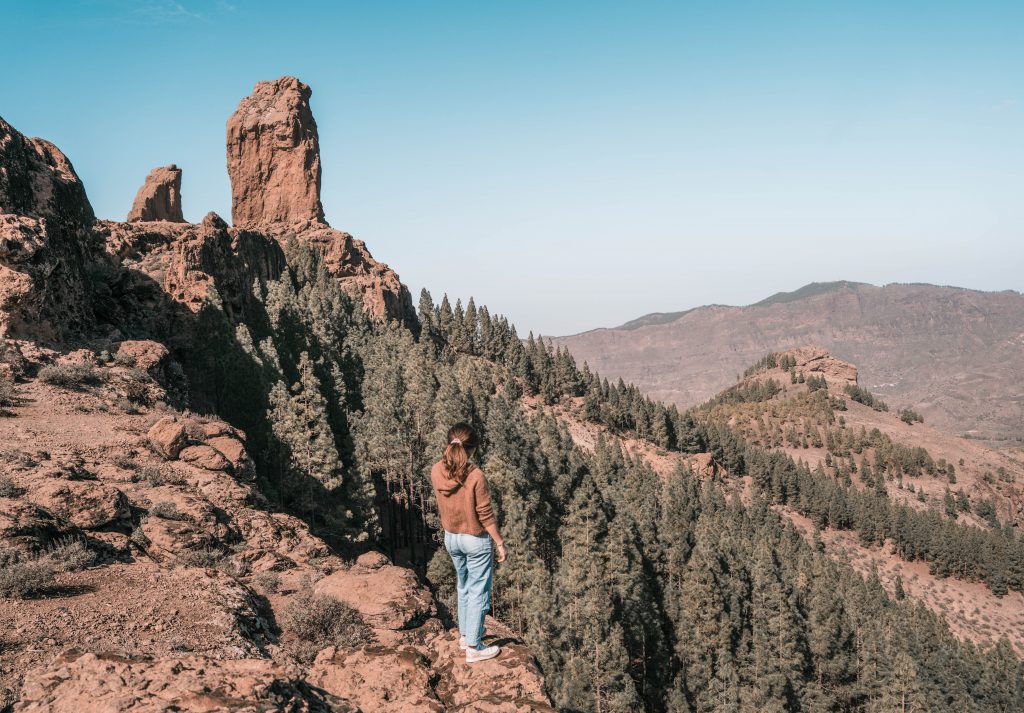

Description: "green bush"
281 589 372 662
899 408 924 425
38 363 103 389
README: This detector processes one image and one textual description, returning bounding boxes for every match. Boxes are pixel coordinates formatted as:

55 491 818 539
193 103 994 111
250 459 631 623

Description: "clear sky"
2 1 1022 336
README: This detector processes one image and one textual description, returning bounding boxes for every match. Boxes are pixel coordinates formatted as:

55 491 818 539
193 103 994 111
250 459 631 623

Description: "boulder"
27 479 128 530
148 416 188 459
126 165 184 223
179 444 231 472
205 435 253 477
227 76 324 228
355 550 390 570
314 561 434 633
115 339 169 372
14 650 355 712
0 498 71 553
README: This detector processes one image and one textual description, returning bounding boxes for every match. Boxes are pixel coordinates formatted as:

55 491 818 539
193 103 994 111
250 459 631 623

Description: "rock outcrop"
0 78 414 340
0 116 102 340
126 164 184 223
227 76 324 229
226 77 416 324
783 345 858 389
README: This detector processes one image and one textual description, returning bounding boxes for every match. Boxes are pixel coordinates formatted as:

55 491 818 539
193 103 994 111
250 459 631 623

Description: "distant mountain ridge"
554 281 1024 445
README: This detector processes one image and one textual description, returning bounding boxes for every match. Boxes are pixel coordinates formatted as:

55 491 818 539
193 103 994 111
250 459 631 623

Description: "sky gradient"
2 1 1022 336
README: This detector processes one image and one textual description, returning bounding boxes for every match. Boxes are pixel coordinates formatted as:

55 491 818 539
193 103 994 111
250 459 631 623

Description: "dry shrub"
253 570 280 594
0 475 22 498
0 549 55 598
0 375 15 407
39 363 103 388
149 501 186 520
48 536 95 572
281 589 372 662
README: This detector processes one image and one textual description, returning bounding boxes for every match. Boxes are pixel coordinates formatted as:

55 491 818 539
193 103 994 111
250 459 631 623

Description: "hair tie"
450 438 462 445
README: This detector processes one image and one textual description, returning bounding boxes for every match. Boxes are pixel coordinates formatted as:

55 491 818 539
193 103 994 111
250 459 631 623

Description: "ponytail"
443 422 477 484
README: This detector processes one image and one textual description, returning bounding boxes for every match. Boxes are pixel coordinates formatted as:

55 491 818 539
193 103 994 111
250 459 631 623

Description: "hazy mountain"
553 281 1024 445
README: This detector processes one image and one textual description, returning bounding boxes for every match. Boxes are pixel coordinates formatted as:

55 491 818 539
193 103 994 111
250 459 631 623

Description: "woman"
430 422 508 663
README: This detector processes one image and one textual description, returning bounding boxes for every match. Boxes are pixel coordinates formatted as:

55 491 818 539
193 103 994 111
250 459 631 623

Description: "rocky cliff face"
126 165 184 223
0 117 103 341
1 76 413 343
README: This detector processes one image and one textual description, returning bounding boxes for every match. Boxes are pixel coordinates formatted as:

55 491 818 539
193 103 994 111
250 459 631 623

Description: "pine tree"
552 473 642 712
267 352 345 518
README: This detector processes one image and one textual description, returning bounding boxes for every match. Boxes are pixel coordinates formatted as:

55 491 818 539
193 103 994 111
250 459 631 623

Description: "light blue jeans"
444 530 493 648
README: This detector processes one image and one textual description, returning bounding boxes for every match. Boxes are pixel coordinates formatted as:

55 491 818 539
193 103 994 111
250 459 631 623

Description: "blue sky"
2 1 1022 335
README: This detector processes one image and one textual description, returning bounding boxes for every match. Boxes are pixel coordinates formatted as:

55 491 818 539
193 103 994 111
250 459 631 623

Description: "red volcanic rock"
148 416 189 460
0 117 101 340
126 165 184 223
15 650 354 713
782 346 858 389
309 645 441 713
314 559 435 633
114 339 169 372
179 444 232 472
227 76 324 228
27 480 129 531
296 223 416 323
225 77 415 324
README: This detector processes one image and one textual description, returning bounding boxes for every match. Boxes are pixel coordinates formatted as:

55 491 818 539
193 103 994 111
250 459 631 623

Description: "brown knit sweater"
430 460 497 535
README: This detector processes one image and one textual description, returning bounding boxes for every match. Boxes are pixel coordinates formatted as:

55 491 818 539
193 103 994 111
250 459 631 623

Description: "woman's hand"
495 540 508 563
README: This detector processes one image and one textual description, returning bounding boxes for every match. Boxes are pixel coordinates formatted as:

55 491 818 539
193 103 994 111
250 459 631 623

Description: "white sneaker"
458 631 485 649
466 644 500 663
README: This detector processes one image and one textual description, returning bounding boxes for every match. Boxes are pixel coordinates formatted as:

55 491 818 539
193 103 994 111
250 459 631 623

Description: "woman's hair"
442 422 477 484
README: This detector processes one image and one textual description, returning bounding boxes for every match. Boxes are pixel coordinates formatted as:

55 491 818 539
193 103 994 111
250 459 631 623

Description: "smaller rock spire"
127 165 184 223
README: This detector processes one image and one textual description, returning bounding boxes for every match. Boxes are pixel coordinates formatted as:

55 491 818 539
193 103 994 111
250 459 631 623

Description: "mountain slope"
553 281 1024 445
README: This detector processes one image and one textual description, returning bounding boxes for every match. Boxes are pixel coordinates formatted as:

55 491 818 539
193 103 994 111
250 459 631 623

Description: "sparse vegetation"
0 374 15 407
743 352 778 377
0 549 56 598
179 548 224 568
38 362 103 388
47 536 95 572
281 588 372 662
899 407 925 425
149 501 186 520
253 570 280 594
0 475 23 498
